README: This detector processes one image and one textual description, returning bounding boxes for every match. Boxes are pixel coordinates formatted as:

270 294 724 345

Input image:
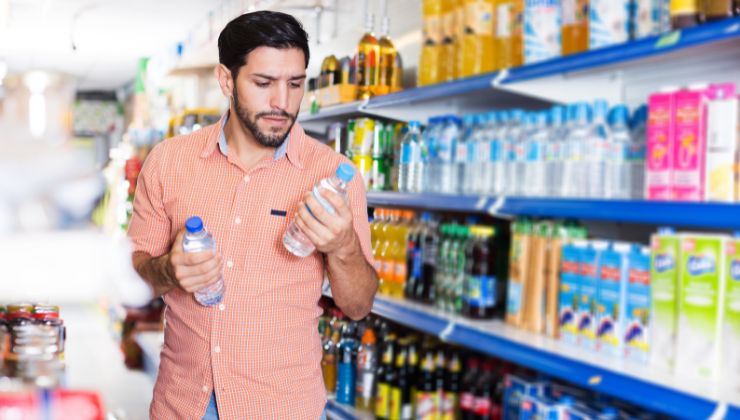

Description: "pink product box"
646 92 675 200
672 87 709 201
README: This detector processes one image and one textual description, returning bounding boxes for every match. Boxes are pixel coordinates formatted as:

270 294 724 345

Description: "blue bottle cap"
510 109 525 121
593 99 609 118
185 216 204 233
463 114 475 125
487 111 498 123
550 106 565 124
608 105 630 126
408 120 421 130
575 102 592 123
336 163 356 183
536 111 549 126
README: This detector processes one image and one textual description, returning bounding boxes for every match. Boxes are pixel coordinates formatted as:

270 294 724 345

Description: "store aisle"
63 305 153 420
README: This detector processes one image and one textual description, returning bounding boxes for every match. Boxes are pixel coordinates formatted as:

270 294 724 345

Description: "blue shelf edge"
336 293 740 419
366 192 740 229
325 399 364 420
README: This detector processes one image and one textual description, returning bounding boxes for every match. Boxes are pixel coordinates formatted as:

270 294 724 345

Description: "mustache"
255 110 294 120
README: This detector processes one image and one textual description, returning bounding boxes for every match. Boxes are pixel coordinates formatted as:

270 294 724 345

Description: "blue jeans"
202 393 327 420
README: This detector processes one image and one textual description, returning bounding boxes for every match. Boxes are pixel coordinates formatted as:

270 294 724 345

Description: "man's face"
231 46 306 148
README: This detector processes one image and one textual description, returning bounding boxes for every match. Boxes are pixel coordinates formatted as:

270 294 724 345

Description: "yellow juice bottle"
494 0 524 69
461 0 496 78
419 0 444 86
455 0 466 79
377 15 397 96
562 0 589 55
371 208 386 277
379 210 398 296
357 13 379 100
439 0 456 82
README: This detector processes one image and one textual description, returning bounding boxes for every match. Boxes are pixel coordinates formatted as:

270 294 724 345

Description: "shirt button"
243 175 250 183
226 260 234 268
214 345 221 354
202 385 208 393
234 217 241 225
218 304 225 311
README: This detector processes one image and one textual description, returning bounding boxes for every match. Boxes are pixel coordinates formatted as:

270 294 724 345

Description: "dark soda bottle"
460 358 480 420
375 333 397 419
434 348 447 416
464 227 498 319
405 218 423 301
441 351 462 420
389 345 412 420
407 338 420 399
415 350 438 420
472 360 494 420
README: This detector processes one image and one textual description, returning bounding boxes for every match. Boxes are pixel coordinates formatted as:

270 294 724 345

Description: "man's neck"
224 109 276 172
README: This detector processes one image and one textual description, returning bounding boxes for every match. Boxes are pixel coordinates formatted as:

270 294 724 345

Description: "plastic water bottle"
474 114 492 194
525 111 549 197
561 103 591 197
491 111 510 196
484 112 499 195
456 116 473 194
283 163 356 257
335 323 358 406
606 105 632 199
545 106 566 197
422 117 442 193
585 100 611 198
438 116 461 194
464 115 484 195
513 113 535 196
398 121 422 193
504 110 525 195
629 105 648 199
183 216 225 306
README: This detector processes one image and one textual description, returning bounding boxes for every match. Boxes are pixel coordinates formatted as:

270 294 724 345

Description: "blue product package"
559 241 584 345
595 243 630 357
624 245 652 364
524 0 562 64
503 375 548 420
578 242 607 351
520 394 562 420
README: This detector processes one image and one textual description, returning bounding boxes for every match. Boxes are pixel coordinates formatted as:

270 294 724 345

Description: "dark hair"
218 11 310 77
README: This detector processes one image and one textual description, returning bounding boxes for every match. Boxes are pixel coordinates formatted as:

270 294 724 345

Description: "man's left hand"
294 188 358 256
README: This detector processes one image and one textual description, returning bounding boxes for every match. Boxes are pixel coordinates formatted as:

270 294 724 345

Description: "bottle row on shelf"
339 80 738 203
370 208 740 386
418 0 738 86
319 305 659 419
0 303 66 388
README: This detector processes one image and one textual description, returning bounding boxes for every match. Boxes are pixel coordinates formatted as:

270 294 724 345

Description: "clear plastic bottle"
456 115 474 194
283 164 356 257
483 111 499 195
473 114 491 194
585 100 611 198
439 116 462 194
183 216 225 306
629 105 648 199
503 110 525 195
422 117 442 193
398 121 423 193
513 113 534 196
561 102 591 197
524 111 549 197
491 111 510 195
605 104 632 199
464 115 483 195
545 106 566 197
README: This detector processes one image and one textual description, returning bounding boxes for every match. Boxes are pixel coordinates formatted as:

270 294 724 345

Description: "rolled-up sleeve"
127 145 171 257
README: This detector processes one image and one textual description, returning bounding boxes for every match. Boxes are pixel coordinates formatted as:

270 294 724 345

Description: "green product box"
649 231 680 372
675 233 727 381
724 237 740 389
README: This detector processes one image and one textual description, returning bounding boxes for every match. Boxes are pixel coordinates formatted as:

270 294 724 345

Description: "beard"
231 86 297 148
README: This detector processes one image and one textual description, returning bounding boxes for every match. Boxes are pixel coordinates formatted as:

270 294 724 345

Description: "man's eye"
289 82 302 89
256 82 270 88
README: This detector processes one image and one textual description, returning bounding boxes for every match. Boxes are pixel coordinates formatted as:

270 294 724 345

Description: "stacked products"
1 304 66 388
418 0 738 86
344 118 405 191
371 210 506 319
645 82 739 202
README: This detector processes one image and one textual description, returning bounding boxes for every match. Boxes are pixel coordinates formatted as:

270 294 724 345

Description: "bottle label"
441 392 459 420
382 260 396 282
336 362 356 404
312 184 338 216
402 403 413 420
473 396 492 416
376 383 390 418
401 142 413 164
478 142 491 163
394 261 408 283
390 386 402 418
507 281 523 316
465 1 494 36
466 275 497 307
415 391 438 420
496 4 512 38
357 371 375 400
411 248 423 279
460 391 475 411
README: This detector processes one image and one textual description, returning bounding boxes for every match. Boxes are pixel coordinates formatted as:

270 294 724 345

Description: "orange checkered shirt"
128 115 373 419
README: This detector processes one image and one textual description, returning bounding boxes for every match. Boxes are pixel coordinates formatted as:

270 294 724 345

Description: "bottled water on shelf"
561 103 590 198
605 105 632 199
283 164 356 257
474 114 492 195
183 216 225 306
456 116 473 194
421 117 442 193
438 116 461 194
585 100 611 199
524 111 549 197
545 106 567 197
504 110 526 196
398 121 423 193
629 105 648 199
491 111 509 196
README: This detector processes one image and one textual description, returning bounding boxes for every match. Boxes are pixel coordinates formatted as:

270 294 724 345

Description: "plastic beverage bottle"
513 113 535 196
435 224 451 310
356 327 378 411
375 334 396 419
183 216 225 306
357 12 380 99
389 345 411 420
474 113 492 194
419 217 439 304
391 212 412 298
398 121 422 193
524 111 549 197
605 104 632 199
629 105 648 199
561 102 591 197
377 12 398 96
452 225 470 315
405 216 424 301
322 328 340 393
545 106 566 197
460 0 497 77
336 323 359 406
283 164 356 257
458 358 480 419
419 0 445 86
441 351 462 420
422 117 442 192
562 0 589 55
455 115 473 194
493 0 524 69
491 111 509 195
585 99 611 198
463 226 497 319
415 350 438 420
504 110 525 195
440 0 459 81
465 114 484 194
439 116 462 194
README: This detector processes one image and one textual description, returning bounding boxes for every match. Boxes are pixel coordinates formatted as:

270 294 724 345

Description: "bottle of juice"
379 210 398 296
357 12 379 99
377 8 398 96
703 0 733 21
440 0 457 81
392 212 413 298
669 0 701 28
372 208 387 277
562 0 589 55
461 0 496 77
493 0 524 69
419 0 445 86
455 0 466 80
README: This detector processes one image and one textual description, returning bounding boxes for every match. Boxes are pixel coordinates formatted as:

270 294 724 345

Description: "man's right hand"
167 229 223 293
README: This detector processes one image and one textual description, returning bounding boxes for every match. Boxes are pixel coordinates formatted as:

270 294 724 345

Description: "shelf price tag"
439 321 456 342
487 196 507 217
655 31 681 49
587 375 603 386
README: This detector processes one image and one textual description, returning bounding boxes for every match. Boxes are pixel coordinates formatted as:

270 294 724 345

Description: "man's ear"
214 64 234 98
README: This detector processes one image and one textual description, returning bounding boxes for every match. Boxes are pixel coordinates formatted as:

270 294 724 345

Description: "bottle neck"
186 229 207 239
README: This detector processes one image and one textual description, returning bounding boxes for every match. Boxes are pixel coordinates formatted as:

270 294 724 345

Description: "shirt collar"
201 111 303 169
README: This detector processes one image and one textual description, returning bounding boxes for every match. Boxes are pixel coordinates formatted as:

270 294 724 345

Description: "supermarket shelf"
366 192 740 229
134 331 163 382
323 290 740 419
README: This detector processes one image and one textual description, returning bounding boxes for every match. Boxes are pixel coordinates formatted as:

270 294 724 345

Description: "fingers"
178 263 223 293
318 188 352 219
296 200 334 242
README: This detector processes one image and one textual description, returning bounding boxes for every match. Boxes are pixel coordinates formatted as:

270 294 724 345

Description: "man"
128 11 378 419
